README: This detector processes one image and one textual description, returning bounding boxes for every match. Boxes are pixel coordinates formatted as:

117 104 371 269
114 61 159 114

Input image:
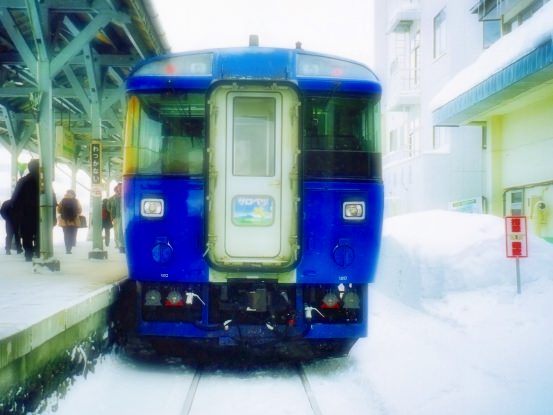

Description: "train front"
122 48 383 354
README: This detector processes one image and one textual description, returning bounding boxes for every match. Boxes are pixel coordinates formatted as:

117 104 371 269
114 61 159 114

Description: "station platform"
0 241 128 407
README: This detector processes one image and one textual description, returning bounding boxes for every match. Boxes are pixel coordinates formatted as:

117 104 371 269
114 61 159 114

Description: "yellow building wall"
489 116 505 216
490 95 553 241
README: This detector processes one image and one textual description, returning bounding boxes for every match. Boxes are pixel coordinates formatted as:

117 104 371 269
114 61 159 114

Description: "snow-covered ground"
32 210 553 415
355 210 553 415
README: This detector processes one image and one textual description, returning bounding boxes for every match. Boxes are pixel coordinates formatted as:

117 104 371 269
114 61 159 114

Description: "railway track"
179 366 203 415
296 363 323 415
179 363 323 415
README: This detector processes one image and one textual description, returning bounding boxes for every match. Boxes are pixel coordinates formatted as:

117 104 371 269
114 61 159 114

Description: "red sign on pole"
505 216 528 258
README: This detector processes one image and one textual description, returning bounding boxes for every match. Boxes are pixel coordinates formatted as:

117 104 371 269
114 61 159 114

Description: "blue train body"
122 45 383 352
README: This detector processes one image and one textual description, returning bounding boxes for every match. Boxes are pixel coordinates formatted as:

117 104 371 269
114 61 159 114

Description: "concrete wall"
0 283 122 412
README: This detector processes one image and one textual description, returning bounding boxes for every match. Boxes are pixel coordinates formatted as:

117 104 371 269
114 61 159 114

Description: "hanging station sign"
90 141 102 198
55 126 75 161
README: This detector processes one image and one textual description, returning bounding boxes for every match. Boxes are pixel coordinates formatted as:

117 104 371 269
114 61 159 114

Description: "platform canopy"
0 0 169 265
0 0 169 178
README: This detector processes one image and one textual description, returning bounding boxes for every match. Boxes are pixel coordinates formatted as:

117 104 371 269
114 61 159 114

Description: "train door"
207 85 299 269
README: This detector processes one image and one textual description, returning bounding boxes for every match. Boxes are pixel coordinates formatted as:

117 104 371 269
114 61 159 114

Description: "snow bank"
374 210 553 306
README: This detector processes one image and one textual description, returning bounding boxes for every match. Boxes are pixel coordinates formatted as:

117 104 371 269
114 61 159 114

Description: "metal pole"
88 111 107 259
37 60 57 264
27 0 60 271
516 257 521 294
10 150 19 192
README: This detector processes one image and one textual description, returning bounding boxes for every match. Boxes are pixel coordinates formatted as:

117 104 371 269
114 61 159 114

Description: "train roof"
126 46 381 95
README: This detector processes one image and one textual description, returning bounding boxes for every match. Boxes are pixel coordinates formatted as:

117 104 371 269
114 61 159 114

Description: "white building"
374 0 553 242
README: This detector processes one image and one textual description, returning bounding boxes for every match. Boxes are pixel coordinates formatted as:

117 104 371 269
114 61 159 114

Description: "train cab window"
162 135 204 174
232 97 276 177
303 94 381 180
124 93 205 175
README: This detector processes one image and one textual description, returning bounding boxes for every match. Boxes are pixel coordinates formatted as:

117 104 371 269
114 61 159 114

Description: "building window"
389 129 399 153
433 9 447 59
407 117 420 157
407 132 415 157
410 31 421 87
509 190 524 216
478 0 501 48
473 0 548 45
433 126 452 152
503 0 548 34
483 19 501 48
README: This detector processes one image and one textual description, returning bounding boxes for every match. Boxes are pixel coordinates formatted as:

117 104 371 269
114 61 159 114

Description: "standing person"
101 198 113 247
108 183 125 253
0 199 22 255
11 159 40 261
57 189 82 254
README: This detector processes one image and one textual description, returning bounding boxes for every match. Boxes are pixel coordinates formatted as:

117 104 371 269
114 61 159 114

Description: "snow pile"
375 210 553 306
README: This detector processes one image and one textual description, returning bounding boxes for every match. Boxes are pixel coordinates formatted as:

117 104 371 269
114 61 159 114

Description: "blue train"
122 42 383 355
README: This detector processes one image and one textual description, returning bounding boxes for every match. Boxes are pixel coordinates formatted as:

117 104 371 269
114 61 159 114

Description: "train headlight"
165 290 184 307
144 289 162 306
343 201 365 221
141 198 164 217
321 292 340 309
343 291 361 309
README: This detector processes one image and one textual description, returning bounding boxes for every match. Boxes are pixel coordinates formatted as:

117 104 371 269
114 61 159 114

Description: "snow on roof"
430 1 553 111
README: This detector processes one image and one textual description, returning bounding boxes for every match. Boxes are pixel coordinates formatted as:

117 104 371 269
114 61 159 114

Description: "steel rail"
179 366 203 415
297 363 323 415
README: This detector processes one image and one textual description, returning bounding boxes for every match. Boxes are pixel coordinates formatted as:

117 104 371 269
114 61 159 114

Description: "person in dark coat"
101 198 113 247
57 189 83 254
11 159 57 261
11 159 40 261
108 183 124 253
0 199 22 255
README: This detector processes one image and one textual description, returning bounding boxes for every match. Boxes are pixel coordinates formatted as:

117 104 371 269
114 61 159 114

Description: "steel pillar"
26 0 59 270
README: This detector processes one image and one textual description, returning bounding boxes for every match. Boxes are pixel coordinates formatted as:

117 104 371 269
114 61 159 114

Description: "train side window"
137 111 163 173
127 93 205 175
303 94 381 179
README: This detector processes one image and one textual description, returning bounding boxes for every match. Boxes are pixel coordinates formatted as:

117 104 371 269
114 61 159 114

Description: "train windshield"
303 94 381 179
124 93 205 175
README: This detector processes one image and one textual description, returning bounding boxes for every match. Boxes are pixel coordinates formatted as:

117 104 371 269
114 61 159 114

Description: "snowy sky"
0 149 94 214
1 0 375 205
152 0 376 67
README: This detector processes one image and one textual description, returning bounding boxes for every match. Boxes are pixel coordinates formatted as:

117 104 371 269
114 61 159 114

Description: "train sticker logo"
232 195 274 226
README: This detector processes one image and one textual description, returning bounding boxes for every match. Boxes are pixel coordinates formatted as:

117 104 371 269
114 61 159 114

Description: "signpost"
89 141 107 259
90 141 102 198
505 216 528 294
